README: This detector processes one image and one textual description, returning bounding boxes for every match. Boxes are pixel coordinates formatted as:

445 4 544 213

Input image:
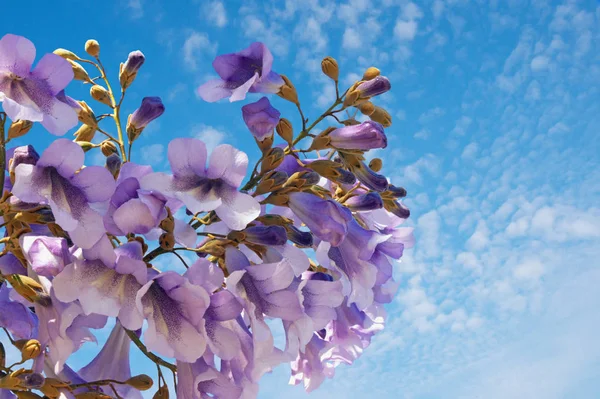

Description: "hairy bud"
159 233 175 251
8 120 33 140
276 118 293 144
260 147 285 174
362 67 380 81
73 124 96 142
14 339 42 361
76 101 97 127
7 274 45 303
76 141 95 152
53 48 80 61
84 39 100 57
358 101 375 116
254 170 288 196
321 56 339 81
120 50 146 89
369 106 392 127
126 375 154 391
369 158 383 172
90 85 112 107
277 75 299 104
68 60 92 83
100 141 117 157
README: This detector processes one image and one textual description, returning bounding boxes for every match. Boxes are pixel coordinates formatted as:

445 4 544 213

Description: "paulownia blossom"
141 138 261 231
0 34 77 135
11 139 116 249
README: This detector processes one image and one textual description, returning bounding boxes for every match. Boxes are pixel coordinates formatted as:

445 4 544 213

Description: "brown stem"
124 328 176 372
0 113 6 196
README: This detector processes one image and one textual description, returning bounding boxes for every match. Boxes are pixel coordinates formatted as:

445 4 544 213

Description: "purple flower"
351 160 388 192
288 192 353 246
197 42 285 102
136 271 210 362
0 284 38 339
122 50 145 75
344 192 384 212
177 355 243 399
242 96 281 141
52 237 147 330
78 322 142 399
290 333 336 392
103 162 168 236
328 121 387 150
356 76 391 98
243 225 288 246
20 234 72 278
11 139 116 249
0 253 25 275
0 34 77 135
8 145 40 175
141 138 261 230
129 96 165 130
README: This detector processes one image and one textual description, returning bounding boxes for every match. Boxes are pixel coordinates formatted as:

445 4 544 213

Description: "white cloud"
166 83 187 102
530 55 550 71
140 143 164 164
432 0 445 19
461 142 478 160
400 154 440 186
342 27 362 49
193 124 227 152
205 1 227 27
182 31 216 70
414 129 430 140
514 258 545 281
466 220 490 251
394 20 418 41
127 0 143 19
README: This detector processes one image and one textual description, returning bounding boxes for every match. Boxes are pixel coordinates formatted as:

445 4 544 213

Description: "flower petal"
37 139 84 177
207 144 248 187
71 166 116 203
0 34 36 76
168 138 207 178
196 78 234 103
230 72 258 102
32 53 73 95
40 98 78 135
216 189 260 231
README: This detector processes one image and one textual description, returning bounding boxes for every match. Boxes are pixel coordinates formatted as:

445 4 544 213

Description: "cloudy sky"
3 0 600 398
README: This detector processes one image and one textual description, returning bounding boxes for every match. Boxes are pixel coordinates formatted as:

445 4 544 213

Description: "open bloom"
327 121 387 150
20 234 72 278
11 139 116 248
242 96 280 141
141 138 261 230
197 42 285 102
0 285 38 339
0 34 77 135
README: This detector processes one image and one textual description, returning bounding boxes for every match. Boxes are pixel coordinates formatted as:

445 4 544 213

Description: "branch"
124 328 176 372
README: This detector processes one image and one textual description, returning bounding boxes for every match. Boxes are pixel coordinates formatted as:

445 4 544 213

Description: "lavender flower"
20 234 73 278
356 76 391 98
0 34 78 135
197 42 285 102
242 96 281 141
8 145 40 175
128 96 165 130
141 138 261 230
289 333 336 392
122 50 145 75
0 284 38 340
327 121 387 150
176 355 243 399
344 192 384 212
11 139 116 249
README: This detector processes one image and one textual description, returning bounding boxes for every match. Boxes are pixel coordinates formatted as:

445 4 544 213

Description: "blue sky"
2 0 600 398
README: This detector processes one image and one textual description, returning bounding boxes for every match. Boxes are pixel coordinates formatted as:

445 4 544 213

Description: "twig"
124 328 176 372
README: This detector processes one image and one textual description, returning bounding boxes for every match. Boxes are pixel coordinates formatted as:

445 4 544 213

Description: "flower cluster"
0 34 413 398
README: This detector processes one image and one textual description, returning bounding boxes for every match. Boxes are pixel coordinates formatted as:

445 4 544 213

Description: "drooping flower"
20 234 73 278
78 322 142 399
287 192 353 246
52 237 147 330
11 139 116 249
197 42 285 102
242 96 281 141
344 192 384 212
103 162 168 236
289 332 336 392
327 121 387 150
140 138 261 230
0 34 77 135
0 284 38 340
128 96 164 130
136 270 211 362
176 354 244 399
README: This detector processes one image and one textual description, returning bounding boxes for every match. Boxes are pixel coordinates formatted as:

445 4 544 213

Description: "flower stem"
0 113 6 196
291 98 342 147
123 328 176 372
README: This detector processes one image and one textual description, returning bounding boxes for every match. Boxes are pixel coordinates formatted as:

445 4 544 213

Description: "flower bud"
341 154 389 192
76 101 97 128
53 48 80 61
285 225 314 247
127 97 165 141
68 60 92 83
99 141 117 157
369 106 392 127
73 124 96 142
106 154 121 179
125 374 154 391
40 377 70 398
262 192 290 206
16 372 45 389
358 101 375 116
327 121 387 150
8 120 33 140
120 50 145 89
343 89 360 108
305 160 356 186
277 75 299 104
256 134 273 153
321 56 339 81
7 274 45 303
153 385 170 399
84 39 100 57
254 170 288 196
344 192 384 211
369 158 383 172
14 339 42 361
260 147 285 173
242 225 288 246
90 85 112 107
159 217 175 233
362 67 380 81
285 171 320 188
386 184 407 198
159 233 175 251
276 118 293 144
383 199 410 219
356 76 391 98
242 97 280 142
76 141 95 152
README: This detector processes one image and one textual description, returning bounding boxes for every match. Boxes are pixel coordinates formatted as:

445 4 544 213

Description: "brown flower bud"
73 124 96 142
40 377 70 398
369 106 392 127
159 233 175 251
362 67 380 81
254 170 288 196
262 192 290 206
153 385 170 399
14 339 42 361
321 56 339 81
77 101 97 128
68 60 92 83
7 274 45 303
100 141 118 157
125 374 154 391
308 135 331 151
275 118 293 144
369 158 383 172
260 147 285 174
76 141 95 152
358 101 375 116
277 75 299 104
8 120 33 140
196 239 229 257
90 85 112 107
256 134 273 153
255 214 294 226
53 48 80 61
343 89 360 108
16 392 44 399
84 39 100 57
159 217 175 233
